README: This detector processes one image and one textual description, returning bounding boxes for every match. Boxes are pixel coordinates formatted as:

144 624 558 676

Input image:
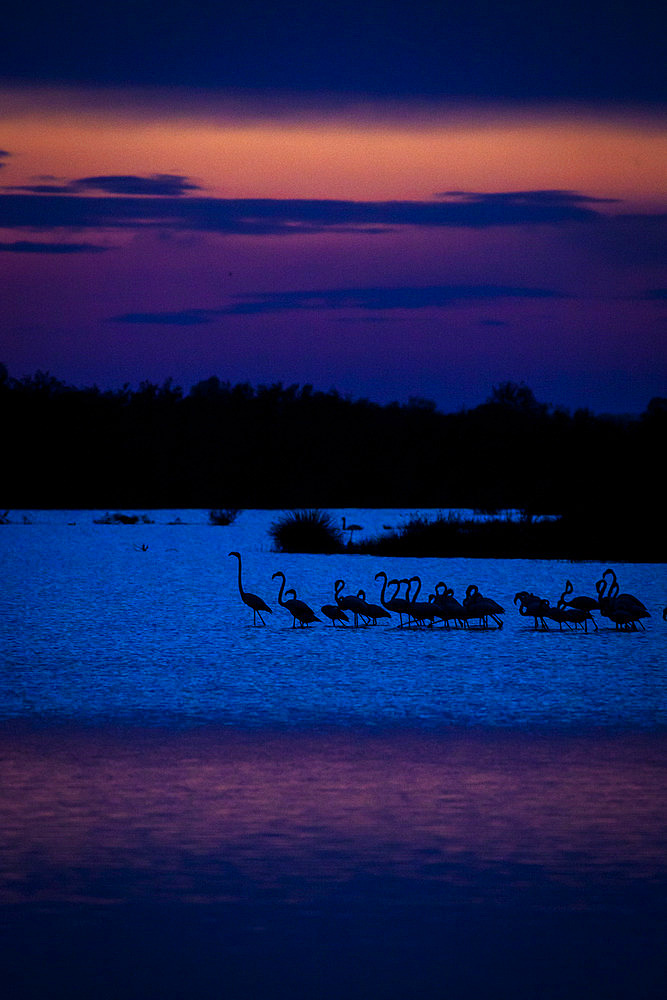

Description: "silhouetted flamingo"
334 579 370 626
375 571 410 627
464 585 504 628
559 579 599 612
431 583 467 628
405 576 438 626
321 604 349 626
229 551 272 625
272 572 319 627
341 516 363 545
514 590 550 630
356 589 391 625
596 568 650 630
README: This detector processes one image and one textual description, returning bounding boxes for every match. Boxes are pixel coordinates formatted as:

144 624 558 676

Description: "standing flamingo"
272 572 320 627
375 571 410 627
463 585 504 628
334 579 370 626
559 579 600 613
229 551 272 626
432 583 467 628
321 603 349 626
341 516 363 545
514 590 551 630
596 569 650 630
356 589 391 625
405 576 438 626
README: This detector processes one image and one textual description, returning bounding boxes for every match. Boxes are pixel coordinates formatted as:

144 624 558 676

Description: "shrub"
209 508 242 525
93 512 154 524
269 508 344 553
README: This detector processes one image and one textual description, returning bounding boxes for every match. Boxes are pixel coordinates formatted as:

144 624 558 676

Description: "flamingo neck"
235 556 244 596
275 573 287 605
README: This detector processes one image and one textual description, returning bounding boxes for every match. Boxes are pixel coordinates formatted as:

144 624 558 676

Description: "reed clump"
209 508 242 525
350 509 664 562
269 509 345 553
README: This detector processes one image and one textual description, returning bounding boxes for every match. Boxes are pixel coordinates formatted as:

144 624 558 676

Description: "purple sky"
1 2 665 413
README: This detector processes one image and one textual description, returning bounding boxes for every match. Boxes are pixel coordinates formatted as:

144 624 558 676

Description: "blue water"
2 510 666 999
2 508 666 730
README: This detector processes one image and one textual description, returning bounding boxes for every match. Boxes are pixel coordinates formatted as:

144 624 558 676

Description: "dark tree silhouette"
0 365 663 559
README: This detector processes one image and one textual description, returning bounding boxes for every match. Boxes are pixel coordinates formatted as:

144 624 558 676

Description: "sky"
1 1 665 414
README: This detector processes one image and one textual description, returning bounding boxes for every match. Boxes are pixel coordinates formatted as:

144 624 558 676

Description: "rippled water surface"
2 510 666 999
2 508 666 729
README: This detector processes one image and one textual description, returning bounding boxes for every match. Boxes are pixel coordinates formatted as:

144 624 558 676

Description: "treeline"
1 365 665 528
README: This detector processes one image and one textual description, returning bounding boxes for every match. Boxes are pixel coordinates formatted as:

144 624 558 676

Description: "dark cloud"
109 309 213 325
109 284 563 324
643 289 667 300
72 174 201 196
0 150 10 167
0 190 605 234
224 285 565 315
437 190 619 206
0 240 110 253
2 2 665 104
11 174 200 196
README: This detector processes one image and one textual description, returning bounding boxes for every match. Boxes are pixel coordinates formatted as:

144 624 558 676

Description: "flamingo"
514 590 551 630
405 576 438 626
321 604 349 626
375 571 410 627
596 569 650 630
432 582 467 628
463 585 504 629
334 579 370 626
356 589 391 625
229 551 272 625
553 603 597 631
559 579 599 613
528 598 596 632
602 569 649 615
341 516 363 545
271 572 320 627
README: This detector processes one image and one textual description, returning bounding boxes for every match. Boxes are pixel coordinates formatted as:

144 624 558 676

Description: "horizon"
3 360 660 419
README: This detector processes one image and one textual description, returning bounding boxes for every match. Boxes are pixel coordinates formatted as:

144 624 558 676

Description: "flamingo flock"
230 553 657 632
514 568 651 631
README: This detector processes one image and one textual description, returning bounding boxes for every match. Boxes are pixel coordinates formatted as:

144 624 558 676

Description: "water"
2 510 666 998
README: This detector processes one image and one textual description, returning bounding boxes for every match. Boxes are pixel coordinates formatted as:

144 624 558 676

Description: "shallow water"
2 508 666 729
2 510 666 998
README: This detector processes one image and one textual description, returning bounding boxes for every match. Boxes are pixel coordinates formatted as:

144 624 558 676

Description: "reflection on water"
2 727 666 907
